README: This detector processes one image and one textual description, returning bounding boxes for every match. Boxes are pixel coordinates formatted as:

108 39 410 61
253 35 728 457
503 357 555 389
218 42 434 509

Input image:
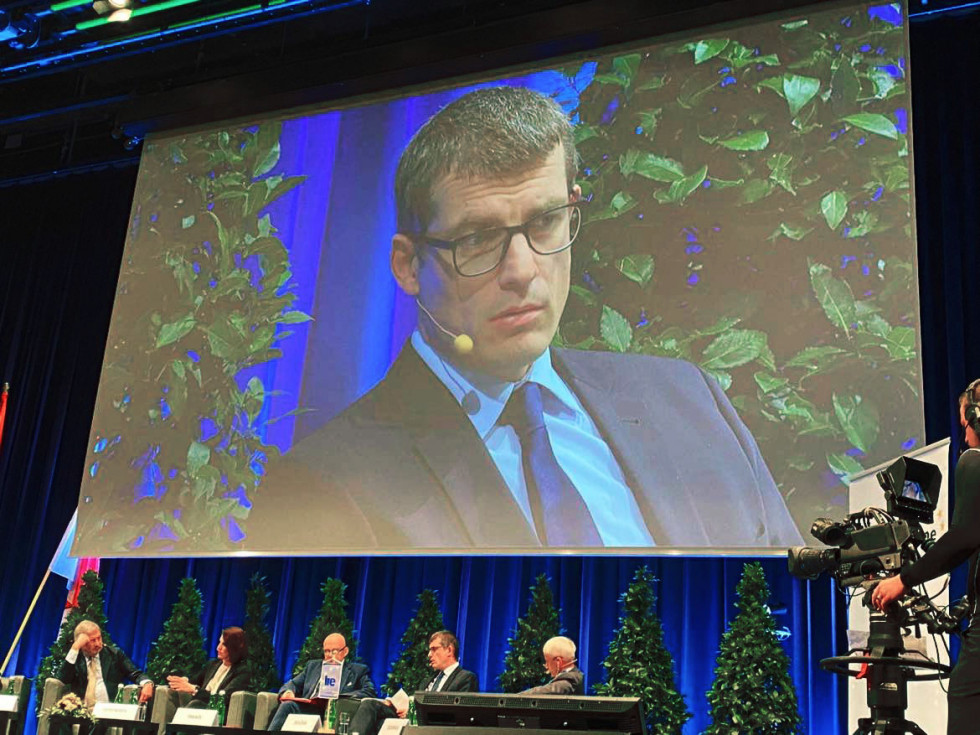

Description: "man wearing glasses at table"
262 85 801 550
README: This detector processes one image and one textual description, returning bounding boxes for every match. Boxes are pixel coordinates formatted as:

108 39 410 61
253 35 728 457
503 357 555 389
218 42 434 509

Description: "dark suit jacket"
188 658 251 704
59 645 147 702
279 660 376 699
417 665 479 694
249 346 803 550
521 667 583 696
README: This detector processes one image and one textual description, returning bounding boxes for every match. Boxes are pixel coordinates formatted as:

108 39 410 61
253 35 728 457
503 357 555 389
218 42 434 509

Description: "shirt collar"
410 331 578 438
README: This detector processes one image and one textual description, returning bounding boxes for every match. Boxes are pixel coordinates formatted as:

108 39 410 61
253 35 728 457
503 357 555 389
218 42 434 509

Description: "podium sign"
0 694 18 712
282 714 322 732
172 708 219 726
92 702 140 720
318 663 342 699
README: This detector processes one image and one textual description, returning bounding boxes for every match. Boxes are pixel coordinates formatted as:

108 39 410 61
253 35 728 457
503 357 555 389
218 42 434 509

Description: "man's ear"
391 234 420 296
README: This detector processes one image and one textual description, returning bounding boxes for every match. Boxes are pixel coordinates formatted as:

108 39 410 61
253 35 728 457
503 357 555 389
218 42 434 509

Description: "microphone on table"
416 300 474 355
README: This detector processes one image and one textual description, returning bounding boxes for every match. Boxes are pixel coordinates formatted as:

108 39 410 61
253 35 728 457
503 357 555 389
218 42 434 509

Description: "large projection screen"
74 1 923 556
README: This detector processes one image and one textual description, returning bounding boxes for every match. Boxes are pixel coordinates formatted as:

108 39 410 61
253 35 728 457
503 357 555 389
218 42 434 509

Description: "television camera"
787 455 966 734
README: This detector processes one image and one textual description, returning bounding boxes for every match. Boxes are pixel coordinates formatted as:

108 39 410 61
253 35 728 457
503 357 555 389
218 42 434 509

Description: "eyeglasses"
323 647 347 656
417 202 583 278
427 645 446 653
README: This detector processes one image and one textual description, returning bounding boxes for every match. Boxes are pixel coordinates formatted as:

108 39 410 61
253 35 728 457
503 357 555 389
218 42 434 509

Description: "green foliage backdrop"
146 577 208 682
594 567 690 734
77 122 309 554
561 5 918 525
498 574 563 693
705 563 801 734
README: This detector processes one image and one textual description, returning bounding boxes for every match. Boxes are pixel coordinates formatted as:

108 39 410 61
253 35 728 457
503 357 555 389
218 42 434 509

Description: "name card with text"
282 714 321 732
92 703 140 720
172 708 219 726
0 694 19 712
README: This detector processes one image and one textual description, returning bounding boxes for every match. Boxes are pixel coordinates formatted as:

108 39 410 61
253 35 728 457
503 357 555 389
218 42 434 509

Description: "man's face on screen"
407 145 576 382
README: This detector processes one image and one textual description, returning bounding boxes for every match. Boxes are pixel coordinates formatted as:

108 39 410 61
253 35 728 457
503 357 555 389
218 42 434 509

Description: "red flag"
0 382 8 453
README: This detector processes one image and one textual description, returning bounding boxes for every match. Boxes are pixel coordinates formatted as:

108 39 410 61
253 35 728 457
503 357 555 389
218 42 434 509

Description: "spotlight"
93 0 132 17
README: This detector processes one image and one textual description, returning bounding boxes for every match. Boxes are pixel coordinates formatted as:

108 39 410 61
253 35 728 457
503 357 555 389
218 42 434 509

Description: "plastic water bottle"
216 690 227 726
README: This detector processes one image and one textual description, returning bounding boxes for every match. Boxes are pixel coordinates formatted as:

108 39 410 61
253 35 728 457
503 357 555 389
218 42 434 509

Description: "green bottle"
130 688 139 705
408 699 417 726
327 700 338 732
216 690 227 726
114 687 125 704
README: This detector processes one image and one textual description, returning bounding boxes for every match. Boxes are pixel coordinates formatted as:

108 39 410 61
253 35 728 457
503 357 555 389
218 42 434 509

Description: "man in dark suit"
249 86 802 551
348 631 478 735
269 633 375 731
59 620 153 706
521 636 583 696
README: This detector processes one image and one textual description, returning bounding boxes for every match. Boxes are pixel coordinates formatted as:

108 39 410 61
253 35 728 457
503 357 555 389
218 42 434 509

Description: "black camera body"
787 456 942 587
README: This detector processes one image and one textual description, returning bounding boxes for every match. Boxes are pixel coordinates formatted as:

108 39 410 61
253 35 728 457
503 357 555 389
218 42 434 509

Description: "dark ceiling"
0 0 965 183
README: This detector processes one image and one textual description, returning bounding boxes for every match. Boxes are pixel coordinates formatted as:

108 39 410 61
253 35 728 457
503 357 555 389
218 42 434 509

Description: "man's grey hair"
542 635 576 660
394 86 579 235
74 620 100 640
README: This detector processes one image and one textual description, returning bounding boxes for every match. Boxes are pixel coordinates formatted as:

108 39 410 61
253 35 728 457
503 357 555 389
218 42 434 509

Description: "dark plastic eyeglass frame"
416 201 584 277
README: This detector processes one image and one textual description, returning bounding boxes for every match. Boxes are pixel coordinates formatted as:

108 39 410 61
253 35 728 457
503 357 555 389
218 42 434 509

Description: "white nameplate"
282 714 322 732
378 718 409 735
0 694 19 713
318 663 342 699
172 708 219 726
92 702 140 720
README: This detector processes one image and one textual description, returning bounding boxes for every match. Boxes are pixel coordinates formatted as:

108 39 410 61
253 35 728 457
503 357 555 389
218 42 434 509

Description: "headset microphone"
416 300 474 355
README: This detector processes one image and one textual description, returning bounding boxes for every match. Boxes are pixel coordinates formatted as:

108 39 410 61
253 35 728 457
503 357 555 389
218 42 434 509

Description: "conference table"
48 715 157 735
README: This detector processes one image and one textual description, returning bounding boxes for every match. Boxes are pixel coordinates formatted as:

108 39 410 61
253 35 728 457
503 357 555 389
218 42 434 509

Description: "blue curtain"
2 7 980 735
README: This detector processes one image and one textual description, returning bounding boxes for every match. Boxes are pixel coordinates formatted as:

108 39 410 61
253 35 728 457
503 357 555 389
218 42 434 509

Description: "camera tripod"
821 612 951 735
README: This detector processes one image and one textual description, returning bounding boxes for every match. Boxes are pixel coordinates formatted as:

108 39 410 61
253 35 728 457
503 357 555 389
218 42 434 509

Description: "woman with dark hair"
166 627 251 707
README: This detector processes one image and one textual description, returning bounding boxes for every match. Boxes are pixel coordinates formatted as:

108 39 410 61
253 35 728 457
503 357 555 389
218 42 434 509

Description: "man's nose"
496 232 537 290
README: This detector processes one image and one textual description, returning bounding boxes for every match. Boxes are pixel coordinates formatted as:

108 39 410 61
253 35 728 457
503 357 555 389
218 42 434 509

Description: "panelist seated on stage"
165 626 250 708
348 631 478 735
520 636 583 696
58 619 154 707
269 633 375 731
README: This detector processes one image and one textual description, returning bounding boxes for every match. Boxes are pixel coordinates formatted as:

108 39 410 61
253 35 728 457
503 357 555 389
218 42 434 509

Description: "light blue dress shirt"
411 331 653 546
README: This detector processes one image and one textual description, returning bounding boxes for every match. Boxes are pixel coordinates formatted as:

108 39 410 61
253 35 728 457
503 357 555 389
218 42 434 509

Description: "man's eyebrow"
438 199 571 238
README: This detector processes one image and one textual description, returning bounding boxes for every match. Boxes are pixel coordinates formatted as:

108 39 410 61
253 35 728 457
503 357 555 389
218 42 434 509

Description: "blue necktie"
503 382 601 546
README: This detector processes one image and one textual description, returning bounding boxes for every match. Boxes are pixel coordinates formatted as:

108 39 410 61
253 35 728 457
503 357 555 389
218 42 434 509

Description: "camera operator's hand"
872 575 908 611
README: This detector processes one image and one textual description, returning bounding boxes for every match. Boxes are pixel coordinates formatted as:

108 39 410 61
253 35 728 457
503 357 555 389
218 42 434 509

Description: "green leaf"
278 310 313 324
187 441 211 476
882 325 916 360
820 190 848 230
784 345 847 370
827 452 863 481
253 141 281 178
600 305 632 352
770 222 812 241
570 284 598 307
656 165 708 204
156 315 196 348
717 130 770 151
809 259 856 334
612 53 641 83
181 215 196 229
593 73 628 87
832 393 880 453
616 254 655 286
629 152 685 182
636 75 667 91
782 74 821 117
741 179 773 204
841 113 898 140
694 38 729 64
754 371 788 394
700 329 767 370
781 19 808 30
574 123 601 144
